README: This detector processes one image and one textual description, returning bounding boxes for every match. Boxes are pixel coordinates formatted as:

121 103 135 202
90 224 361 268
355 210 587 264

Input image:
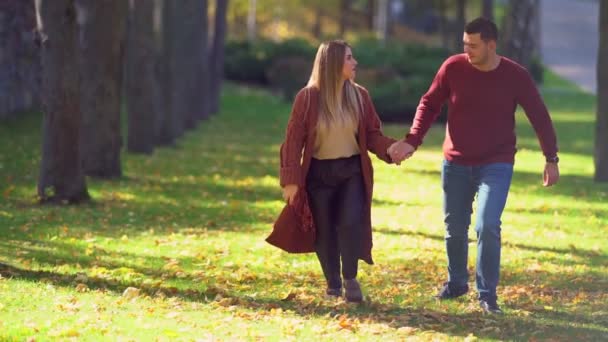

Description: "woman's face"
341 47 357 81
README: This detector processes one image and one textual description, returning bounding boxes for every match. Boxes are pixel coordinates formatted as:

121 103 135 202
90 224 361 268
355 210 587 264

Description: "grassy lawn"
0 73 606 341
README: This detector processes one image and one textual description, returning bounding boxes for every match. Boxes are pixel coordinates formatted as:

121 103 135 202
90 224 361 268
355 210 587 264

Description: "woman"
276 40 398 302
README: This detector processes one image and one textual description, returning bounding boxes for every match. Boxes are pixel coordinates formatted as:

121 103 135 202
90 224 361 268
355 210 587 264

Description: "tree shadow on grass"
374 226 607 270
374 228 608 292
1 261 605 341
405 168 608 202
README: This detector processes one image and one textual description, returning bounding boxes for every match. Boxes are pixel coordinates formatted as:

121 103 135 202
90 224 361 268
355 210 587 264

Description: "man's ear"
488 40 497 52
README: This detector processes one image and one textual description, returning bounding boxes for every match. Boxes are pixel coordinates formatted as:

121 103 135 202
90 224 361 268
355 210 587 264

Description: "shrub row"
224 38 450 123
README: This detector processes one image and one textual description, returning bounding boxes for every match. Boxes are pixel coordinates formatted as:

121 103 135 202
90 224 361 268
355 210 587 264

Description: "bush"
224 37 450 123
224 38 316 85
224 41 269 84
266 57 311 100
529 56 544 84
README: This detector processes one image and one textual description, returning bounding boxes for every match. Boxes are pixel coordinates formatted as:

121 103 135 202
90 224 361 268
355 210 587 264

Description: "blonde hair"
306 40 363 129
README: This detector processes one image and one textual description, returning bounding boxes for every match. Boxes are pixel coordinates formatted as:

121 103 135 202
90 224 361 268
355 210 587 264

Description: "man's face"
463 32 495 66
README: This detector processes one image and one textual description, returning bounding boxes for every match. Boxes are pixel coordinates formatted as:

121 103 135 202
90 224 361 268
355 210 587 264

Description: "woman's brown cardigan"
273 85 396 264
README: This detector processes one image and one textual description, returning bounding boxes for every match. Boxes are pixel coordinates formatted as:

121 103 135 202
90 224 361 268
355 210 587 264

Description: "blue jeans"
441 160 513 301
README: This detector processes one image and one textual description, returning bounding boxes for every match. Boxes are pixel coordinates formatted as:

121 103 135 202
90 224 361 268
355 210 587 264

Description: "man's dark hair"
465 17 498 42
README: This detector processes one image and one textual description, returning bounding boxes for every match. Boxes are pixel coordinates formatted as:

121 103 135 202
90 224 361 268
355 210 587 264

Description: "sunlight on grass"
1 79 607 340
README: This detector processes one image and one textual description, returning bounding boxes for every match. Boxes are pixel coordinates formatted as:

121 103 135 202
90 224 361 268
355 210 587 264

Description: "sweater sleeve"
515 69 559 158
361 87 397 163
279 88 309 187
405 59 451 148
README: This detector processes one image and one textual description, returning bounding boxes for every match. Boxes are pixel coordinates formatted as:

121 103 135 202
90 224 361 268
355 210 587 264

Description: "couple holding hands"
271 17 559 313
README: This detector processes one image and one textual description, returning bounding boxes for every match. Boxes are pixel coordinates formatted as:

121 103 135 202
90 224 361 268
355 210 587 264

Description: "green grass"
1 74 607 341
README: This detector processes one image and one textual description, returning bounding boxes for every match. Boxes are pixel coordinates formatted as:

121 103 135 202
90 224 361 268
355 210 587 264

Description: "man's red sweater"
405 54 558 165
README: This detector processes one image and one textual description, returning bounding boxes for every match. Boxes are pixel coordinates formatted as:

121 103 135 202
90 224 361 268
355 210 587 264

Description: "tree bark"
157 0 180 145
482 0 494 21
126 0 158 154
312 6 323 39
210 0 229 115
375 0 388 42
247 0 256 42
366 0 375 31
596 1 608 182
77 0 128 178
340 0 351 37
0 0 39 119
167 0 209 130
454 0 466 52
500 0 540 70
436 0 449 50
35 0 89 203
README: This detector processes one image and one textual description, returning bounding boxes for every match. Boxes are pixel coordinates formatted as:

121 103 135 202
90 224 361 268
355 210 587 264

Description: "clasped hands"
282 140 415 204
387 140 415 165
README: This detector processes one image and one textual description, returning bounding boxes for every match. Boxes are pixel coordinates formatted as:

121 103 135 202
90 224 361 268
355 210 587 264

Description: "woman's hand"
282 184 298 205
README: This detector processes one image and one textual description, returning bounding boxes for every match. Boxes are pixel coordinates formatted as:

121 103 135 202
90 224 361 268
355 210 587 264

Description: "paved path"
540 0 598 94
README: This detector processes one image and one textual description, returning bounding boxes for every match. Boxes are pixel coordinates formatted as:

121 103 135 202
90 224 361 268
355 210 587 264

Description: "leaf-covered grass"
0 73 606 341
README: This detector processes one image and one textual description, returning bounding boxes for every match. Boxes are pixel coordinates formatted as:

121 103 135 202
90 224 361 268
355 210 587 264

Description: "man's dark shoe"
436 282 469 299
344 278 363 303
479 298 503 314
326 287 342 297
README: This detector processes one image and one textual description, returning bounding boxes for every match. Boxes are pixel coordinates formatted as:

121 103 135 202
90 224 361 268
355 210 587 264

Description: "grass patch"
0 77 606 340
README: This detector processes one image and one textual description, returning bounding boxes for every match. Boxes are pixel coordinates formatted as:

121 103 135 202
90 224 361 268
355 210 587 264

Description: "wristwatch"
546 156 559 164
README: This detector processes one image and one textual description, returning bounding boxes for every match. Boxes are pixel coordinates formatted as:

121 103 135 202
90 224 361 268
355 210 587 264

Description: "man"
388 17 559 314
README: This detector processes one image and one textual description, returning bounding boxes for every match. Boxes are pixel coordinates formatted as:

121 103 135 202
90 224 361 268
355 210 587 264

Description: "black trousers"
306 155 365 289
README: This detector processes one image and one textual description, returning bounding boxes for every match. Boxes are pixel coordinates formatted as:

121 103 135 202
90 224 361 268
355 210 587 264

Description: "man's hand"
543 162 559 186
388 140 415 164
282 184 298 205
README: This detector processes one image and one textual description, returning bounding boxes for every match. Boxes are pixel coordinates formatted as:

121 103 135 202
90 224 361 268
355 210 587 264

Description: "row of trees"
8 0 608 204
36 0 229 203
230 0 542 72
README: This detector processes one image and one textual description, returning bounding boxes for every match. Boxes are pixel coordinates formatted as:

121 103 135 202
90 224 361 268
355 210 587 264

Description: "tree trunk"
157 0 180 145
375 0 388 42
77 0 128 178
340 0 351 37
596 1 608 182
210 0 229 115
126 0 158 154
312 6 323 39
500 0 540 70
35 0 89 203
437 0 449 49
482 0 494 21
198 1 210 121
454 0 466 52
247 0 256 42
167 0 208 130
0 0 39 119
366 0 375 31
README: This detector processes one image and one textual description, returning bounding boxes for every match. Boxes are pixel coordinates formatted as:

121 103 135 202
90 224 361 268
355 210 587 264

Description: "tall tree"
126 0 158 154
500 0 540 70
366 0 375 31
596 1 608 182
210 0 229 115
157 0 181 145
35 0 89 203
0 0 39 119
454 0 466 52
340 0 351 36
166 0 209 129
77 0 128 178
247 0 256 41
374 0 388 42
436 0 450 49
482 0 494 21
